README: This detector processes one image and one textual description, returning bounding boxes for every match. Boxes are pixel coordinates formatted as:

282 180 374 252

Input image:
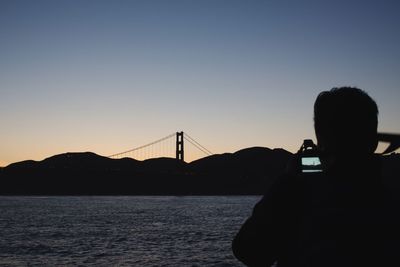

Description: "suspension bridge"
108 132 213 162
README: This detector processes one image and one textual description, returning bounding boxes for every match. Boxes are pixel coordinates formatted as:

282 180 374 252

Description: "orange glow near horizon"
1 138 399 167
0 136 301 167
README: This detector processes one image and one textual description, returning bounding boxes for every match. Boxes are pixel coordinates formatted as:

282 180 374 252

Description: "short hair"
314 87 378 154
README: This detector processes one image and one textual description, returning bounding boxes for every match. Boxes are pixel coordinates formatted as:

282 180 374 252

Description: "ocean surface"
0 196 261 266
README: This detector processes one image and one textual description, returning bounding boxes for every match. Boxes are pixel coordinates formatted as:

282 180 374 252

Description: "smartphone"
299 139 323 173
301 156 322 173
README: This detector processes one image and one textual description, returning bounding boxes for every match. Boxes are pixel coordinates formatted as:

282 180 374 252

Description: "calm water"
0 196 260 266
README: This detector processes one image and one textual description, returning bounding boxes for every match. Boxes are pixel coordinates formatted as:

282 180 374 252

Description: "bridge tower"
176 131 184 161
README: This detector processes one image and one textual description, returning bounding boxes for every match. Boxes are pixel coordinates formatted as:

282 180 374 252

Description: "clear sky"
1 0 399 165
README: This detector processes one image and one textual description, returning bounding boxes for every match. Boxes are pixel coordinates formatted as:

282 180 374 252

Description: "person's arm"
232 193 279 266
232 175 296 266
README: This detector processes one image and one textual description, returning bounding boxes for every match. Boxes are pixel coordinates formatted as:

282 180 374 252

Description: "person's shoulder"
272 172 304 189
263 172 304 201
268 171 328 201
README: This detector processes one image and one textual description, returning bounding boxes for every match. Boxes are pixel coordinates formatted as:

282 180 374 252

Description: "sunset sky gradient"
1 0 399 165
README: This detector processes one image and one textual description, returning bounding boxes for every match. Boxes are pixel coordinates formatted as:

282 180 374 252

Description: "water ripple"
0 196 260 266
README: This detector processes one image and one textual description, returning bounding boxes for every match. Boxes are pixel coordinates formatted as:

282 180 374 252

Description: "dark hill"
188 147 293 194
1 147 294 195
6 160 38 170
1 149 399 195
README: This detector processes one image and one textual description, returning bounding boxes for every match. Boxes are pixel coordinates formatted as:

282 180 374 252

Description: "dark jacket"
232 159 399 267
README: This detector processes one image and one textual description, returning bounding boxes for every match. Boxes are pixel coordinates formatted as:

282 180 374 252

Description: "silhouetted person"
232 87 399 266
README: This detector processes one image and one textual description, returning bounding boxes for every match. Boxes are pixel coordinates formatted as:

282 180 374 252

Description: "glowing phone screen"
301 157 322 173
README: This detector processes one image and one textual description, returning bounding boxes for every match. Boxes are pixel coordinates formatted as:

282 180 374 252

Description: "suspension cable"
184 133 213 155
184 136 212 156
108 133 176 158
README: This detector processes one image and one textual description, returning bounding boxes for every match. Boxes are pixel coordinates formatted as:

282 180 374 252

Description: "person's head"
314 87 378 158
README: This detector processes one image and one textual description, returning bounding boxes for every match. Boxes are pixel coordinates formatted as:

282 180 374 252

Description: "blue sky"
1 0 399 165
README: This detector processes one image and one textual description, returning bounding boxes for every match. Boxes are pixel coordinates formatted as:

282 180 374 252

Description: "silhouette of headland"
1 148 399 195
